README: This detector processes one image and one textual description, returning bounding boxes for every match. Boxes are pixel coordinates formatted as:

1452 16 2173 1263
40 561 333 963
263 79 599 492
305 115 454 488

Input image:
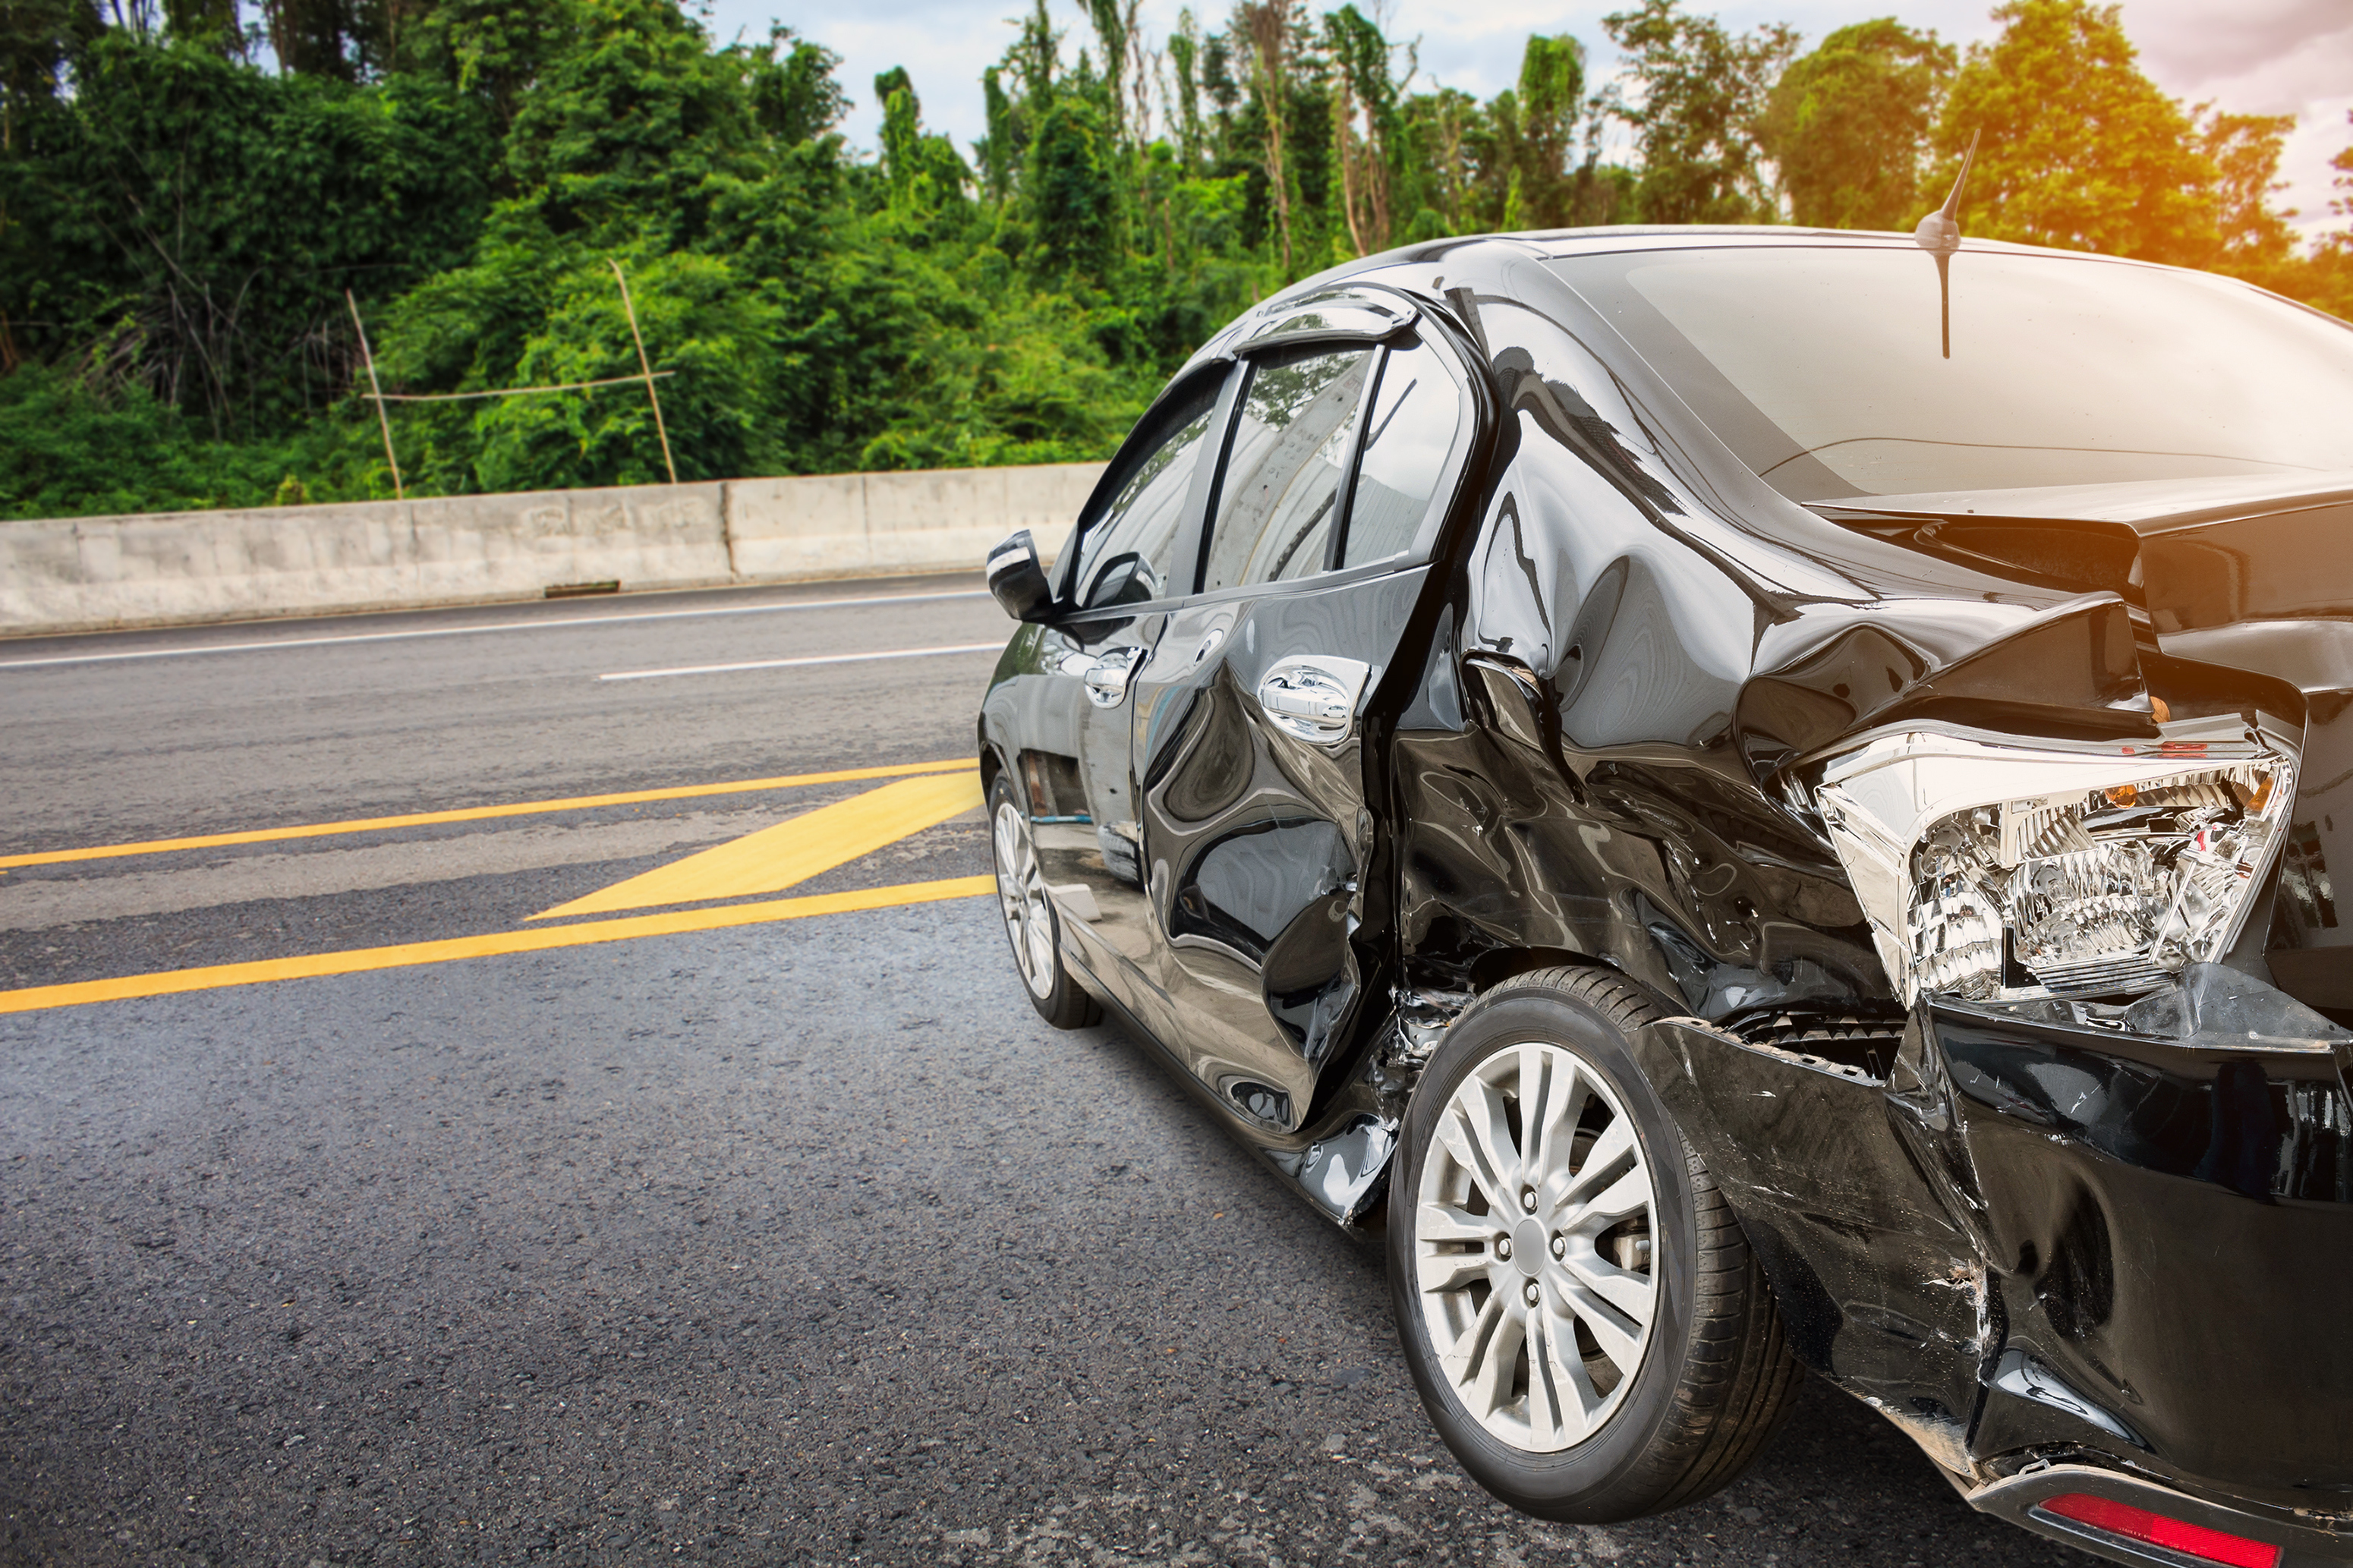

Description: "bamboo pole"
345 291 404 501
609 260 678 485
376 372 675 403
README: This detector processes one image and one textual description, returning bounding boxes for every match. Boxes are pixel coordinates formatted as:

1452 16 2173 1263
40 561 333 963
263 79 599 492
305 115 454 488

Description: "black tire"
987 773 1101 1030
1387 965 1800 1522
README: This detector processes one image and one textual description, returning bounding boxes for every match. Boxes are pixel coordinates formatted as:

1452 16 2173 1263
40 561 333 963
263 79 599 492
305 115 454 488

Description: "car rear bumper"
1969 1463 2353 1567
1923 981 2353 1502
1634 966 2353 1547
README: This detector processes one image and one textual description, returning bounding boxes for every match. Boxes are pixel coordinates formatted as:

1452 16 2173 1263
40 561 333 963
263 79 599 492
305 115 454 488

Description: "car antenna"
1914 128 1980 360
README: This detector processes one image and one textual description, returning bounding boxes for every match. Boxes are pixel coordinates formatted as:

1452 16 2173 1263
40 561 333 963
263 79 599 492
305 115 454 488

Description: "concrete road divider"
0 462 1106 637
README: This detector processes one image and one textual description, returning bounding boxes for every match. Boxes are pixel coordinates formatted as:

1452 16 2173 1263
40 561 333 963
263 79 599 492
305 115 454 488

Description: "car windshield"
1547 244 2353 502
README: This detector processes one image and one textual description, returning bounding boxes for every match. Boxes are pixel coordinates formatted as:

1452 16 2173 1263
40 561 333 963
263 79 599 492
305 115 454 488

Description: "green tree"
497 0 764 247
1763 18 1955 231
0 0 98 149
1510 33 1580 226
746 26 846 146
1167 9 1204 170
2200 110 2297 273
874 66 969 216
1 29 492 434
1236 1 1295 272
464 249 783 490
1323 4 1405 255
1935 0 2218 263
1603 0 1796 225
259 0 371 78
1027 90 1114 283
400 0 575 132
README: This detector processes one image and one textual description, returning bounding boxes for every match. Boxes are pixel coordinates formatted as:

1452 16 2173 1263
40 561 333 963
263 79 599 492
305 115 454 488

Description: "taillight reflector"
2040 1492 2281 1568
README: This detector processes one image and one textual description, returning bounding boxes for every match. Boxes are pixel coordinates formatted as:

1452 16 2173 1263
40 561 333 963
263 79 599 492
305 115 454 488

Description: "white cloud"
2125 0 2348 90
2121 0 2353 239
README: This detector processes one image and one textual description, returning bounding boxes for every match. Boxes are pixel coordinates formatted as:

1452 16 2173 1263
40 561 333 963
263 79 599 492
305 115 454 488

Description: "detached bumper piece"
1973 1464 2351 1568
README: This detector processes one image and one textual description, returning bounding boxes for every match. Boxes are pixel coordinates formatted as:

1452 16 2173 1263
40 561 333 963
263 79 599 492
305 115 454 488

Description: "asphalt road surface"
0 575 2084 1567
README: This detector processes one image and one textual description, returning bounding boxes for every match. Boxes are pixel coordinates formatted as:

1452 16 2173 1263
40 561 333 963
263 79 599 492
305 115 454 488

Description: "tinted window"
1341 336 1464 567
1199 347 1373 592
1070 376 1223 609
1549 245 2353 501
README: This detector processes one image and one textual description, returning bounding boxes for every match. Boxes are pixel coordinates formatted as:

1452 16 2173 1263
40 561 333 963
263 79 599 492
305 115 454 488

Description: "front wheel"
988 773 1101 1030
1388 966 1799 1522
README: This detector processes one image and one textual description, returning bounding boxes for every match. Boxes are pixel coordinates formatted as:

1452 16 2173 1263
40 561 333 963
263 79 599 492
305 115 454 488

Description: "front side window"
1341 335 1466 567
1199 346 1375 593
1069 373 1224 610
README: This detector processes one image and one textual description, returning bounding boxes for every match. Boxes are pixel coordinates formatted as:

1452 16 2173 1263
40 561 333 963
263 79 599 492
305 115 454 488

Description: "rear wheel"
1388 966 1800 1522
988 773 1101 1030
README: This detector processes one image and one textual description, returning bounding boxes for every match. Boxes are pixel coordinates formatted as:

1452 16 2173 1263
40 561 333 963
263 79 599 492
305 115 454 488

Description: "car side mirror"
986 531 1055 622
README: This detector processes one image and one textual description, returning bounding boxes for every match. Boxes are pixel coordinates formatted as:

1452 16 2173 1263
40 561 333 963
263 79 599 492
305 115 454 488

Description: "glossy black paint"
1130 568 1428 1131
977 227 2353 1554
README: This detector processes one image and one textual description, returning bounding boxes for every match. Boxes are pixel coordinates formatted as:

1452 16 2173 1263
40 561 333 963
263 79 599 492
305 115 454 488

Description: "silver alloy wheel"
992 800 1057 1000
1414 1041 1661 1452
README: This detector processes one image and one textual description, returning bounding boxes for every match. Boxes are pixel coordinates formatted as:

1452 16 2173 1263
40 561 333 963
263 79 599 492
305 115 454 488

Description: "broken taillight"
2039 1492 2281 1568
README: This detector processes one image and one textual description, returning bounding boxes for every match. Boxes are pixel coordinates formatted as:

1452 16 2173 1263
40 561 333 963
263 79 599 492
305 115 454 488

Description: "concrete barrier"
0 461 1108 637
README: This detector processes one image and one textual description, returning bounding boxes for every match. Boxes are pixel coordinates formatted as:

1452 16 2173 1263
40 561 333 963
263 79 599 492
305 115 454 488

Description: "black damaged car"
975 220 2353 1568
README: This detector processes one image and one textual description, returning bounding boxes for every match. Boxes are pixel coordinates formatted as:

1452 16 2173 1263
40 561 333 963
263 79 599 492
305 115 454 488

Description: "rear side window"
1199 346 1375 593
1070 374 1224 609
1342 335 1465 567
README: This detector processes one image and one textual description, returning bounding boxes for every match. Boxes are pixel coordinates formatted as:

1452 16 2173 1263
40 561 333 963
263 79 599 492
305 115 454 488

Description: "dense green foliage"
1 0 2348 518
1762 20 1955 230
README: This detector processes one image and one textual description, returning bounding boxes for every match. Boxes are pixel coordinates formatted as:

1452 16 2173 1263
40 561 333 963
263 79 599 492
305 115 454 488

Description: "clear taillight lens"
1813 721 2298 1005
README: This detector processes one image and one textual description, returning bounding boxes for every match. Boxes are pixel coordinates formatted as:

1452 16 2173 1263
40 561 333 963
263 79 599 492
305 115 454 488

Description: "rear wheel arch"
1454 949 1687 1022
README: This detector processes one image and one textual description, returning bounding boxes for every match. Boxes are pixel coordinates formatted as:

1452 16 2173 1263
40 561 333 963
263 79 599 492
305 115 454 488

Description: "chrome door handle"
1082 647 1148 707
1256 656 1373 745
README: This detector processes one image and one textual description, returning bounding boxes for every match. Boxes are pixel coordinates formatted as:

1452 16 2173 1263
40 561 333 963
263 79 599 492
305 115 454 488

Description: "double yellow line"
0 761 996 1015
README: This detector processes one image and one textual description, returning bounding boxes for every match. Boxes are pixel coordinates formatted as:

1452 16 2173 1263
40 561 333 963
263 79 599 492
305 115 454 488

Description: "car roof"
1235 225 2134 333
1520 223 2074 260
1179 225 2211 390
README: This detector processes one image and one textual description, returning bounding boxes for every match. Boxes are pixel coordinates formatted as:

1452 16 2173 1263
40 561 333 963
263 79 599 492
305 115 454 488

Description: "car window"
1069 374 1224 610
1341 335 1465 568
1548 245 2353 501
1199 346 1375 593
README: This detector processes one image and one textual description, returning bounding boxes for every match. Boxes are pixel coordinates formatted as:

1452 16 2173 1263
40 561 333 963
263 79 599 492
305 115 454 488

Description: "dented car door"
1129 316 1479 1131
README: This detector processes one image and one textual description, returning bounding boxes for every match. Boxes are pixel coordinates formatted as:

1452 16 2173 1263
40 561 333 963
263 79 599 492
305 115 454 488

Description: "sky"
694 0 2353 247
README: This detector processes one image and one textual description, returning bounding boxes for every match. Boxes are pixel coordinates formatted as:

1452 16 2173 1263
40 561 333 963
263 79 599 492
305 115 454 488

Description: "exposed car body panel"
978 227 2353 1559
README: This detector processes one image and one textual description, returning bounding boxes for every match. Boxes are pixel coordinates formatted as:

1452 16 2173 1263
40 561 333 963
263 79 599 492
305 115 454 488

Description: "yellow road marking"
0 760 977 870
0 876 996 1015
531 773 986 920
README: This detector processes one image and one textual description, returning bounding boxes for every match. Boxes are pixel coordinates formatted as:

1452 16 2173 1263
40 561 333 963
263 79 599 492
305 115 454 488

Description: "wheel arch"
977 723 1006 797
1462 949 1686 1021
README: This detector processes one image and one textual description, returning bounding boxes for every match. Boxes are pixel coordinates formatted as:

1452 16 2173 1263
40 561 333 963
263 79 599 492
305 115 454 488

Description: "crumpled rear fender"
1735 593 2157 782
1633 974 2353 1508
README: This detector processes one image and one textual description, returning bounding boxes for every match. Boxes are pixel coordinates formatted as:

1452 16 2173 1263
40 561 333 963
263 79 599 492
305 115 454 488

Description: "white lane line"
600 643 1003 682
0 588 992 671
